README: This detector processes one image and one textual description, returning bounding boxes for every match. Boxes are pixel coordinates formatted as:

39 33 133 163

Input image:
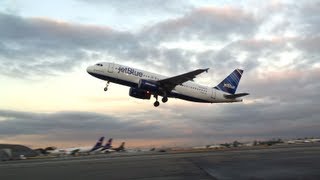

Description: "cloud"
0 110 180 141
294 1 320 35
77 0 192 15
0 5 262 78
140 6 260 43
294 36 320 57
0 12 140 77
0 1 319 79
244 68 320 103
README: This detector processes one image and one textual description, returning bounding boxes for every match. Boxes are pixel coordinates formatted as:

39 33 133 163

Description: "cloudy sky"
0 0 319 148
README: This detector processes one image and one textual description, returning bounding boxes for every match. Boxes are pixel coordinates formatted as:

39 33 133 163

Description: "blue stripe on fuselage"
88 72 210 103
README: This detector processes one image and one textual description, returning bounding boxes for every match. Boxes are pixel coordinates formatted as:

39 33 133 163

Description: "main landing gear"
104 81 110 91
162 97 168 103
153 95 168 107
154 101 160 107
153 94 160 107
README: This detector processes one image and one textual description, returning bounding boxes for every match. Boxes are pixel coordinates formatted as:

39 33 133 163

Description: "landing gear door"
108 63 114 73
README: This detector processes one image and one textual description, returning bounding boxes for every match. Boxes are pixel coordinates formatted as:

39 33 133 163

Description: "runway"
1 144 320 180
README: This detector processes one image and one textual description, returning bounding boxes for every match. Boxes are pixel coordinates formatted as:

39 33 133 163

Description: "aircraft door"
108 63 114 73
211 88 216 99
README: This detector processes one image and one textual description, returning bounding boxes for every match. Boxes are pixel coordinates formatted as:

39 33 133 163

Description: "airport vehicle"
49 137 105 155
87 62 249 107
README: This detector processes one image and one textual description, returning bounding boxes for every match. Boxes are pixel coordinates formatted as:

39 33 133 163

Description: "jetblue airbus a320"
87 62 249 107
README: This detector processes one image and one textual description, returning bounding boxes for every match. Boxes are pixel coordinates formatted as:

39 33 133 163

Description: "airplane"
100 138 113 152
49 136 105 156
86 62 249 107
102 142 126 153
112 142 125 152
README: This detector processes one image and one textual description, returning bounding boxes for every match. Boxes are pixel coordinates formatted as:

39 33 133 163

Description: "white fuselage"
49 146 99 155
87 62 242 103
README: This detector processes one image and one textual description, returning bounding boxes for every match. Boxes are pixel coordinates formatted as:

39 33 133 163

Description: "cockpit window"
96 63 103 66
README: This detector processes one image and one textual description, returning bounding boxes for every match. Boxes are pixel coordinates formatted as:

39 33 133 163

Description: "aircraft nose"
86 66 93 73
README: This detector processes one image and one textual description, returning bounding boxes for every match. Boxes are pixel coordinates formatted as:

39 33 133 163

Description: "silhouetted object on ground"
0 144 38 160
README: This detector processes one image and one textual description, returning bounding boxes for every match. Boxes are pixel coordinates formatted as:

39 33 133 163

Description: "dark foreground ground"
1 144 320 180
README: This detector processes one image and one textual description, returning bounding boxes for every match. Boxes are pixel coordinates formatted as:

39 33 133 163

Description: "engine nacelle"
129 87 151 99
138 79 159 92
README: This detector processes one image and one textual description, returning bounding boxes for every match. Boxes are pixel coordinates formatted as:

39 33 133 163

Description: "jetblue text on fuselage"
118 66 143 77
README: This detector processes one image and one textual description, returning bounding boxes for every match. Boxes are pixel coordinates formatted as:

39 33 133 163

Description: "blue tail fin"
214 69 243 94
101 138 113 151
91 136 104 151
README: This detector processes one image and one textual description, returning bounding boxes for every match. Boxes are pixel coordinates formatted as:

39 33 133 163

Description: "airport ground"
1 143 320 180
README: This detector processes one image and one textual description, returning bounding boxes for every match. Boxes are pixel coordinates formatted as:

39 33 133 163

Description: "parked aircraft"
100 138 113 152
87 62 249 107
49 137 105 155
102 142 126 153
112 142 125 152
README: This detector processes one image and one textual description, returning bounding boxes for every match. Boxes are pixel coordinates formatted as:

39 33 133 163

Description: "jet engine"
138 79 160 92
129 87 151 99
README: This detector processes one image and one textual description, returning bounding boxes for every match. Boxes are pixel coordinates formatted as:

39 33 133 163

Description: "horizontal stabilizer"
224 93 249 99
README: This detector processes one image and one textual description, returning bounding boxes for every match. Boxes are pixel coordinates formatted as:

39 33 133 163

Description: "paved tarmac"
1 144 320 180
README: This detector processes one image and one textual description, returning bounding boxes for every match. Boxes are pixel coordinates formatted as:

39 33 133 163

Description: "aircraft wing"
158 68 209 91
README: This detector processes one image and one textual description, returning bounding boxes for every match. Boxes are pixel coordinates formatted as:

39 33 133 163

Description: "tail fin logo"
214 69 244 94
223 83 235 89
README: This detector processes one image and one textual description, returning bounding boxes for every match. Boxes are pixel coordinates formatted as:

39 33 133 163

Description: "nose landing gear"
104 81 110 92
